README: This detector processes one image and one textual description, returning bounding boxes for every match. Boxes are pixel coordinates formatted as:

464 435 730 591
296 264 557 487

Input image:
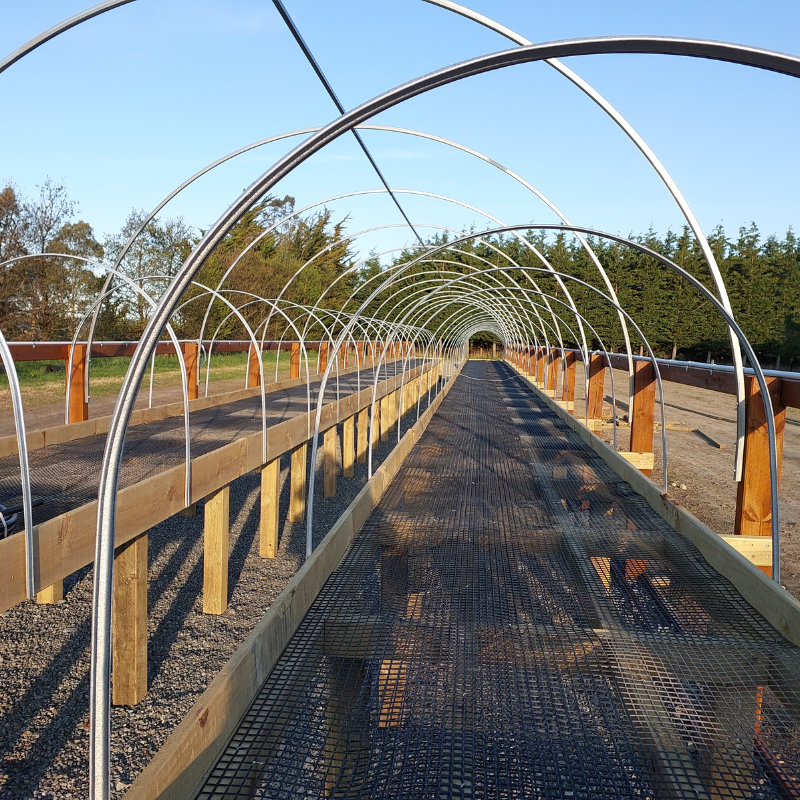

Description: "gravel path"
0 391 435 800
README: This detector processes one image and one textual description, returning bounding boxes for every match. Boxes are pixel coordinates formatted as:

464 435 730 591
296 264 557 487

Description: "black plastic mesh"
197 360 800 799
0 363 414 530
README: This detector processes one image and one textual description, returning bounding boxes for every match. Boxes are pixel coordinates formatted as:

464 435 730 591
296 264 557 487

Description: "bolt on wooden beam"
260 458 280 559
112 531 148 705
203 486 229 615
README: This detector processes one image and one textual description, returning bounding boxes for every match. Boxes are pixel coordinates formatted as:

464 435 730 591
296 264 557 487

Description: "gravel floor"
0 391 435 800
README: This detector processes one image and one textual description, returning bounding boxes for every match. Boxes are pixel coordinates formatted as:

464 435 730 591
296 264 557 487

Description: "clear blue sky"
2 0 800 263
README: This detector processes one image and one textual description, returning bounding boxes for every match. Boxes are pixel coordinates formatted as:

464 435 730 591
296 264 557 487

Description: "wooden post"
65 343 89 423
564 351 577 415
547 350 558 393
290 342 300 380
289 442 307 522
372 402 381 451
339 342 347 369
246 343 261 389
587 353 606 434
629 359 656 477
356 341 365 366
112 531 148 705
324 426 338 498
735 376 786 577
41 343 88 604
342 416 355 478
203 486 229 615
536 348 545 387
260 458 280 559
356 407 369 464
182 341 199 401
380 393 391 442
318 341 328 373
492 342 496 359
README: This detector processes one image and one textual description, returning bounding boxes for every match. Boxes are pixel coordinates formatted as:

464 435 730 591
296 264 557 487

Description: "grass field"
0 350 319 411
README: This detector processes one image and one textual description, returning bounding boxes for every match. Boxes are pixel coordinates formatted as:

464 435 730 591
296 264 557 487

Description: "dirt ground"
572 364 800 600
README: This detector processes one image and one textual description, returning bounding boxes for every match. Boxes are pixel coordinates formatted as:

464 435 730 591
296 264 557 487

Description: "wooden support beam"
66 343 89 423
536 348 545 387
629 360 656 477
318 341 328 373
36 581 63 605
564 351 577 415
380 393 390 442
339 342 347 369
620 451 655 471
720 535 772 567
246 343 261 389
587 353 606 433
547 350 558 392
289 342 300 380
356 407 368 464
372 402 381 451
288 442 307 522
342 416 354 478
324 426 338 498
203 486 229 615
735 376 785 577
182 341 199 401
259 458 280 559
112 531 148 705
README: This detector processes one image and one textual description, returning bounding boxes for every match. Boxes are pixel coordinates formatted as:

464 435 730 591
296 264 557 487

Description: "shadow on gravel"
0 618 90 799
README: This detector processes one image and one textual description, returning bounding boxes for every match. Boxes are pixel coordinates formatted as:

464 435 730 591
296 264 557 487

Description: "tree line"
2 179 797 367
377 225 800 370
0 181 356 342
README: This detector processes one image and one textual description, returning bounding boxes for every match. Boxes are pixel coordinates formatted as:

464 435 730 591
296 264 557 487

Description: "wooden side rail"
0 363 436 613
0 358 402 459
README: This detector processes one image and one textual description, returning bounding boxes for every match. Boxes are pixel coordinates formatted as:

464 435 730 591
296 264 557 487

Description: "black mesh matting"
197 360 800 799
0 362 417 528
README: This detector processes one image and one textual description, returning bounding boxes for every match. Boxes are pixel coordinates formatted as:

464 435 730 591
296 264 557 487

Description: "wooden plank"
259 458 280 559
246 343 261 389
342 416 354 478
112 532 148 705
289 442 307 522
720 535 772 567
735 377 786 575
629 359 656 477
380 395 389 443
182 342 199 401
324 426 338 498
36 581 63 605
290 342 300 380
66 343 89 424
203 486 229 615
564 350 577 415
587 353 605 432
356 407 369 464
620 451 655 470
0 364 434 612
122 364 459 800
318 341 328 373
